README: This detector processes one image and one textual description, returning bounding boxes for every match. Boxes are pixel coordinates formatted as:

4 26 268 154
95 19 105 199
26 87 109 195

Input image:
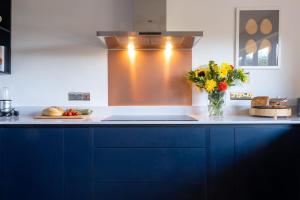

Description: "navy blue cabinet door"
93 126 208 200
63 128 92 200
95 182 204 200
94 127 207 148
209 127 235 200
0 128 63 200
235 126 300 200
95 148 207 183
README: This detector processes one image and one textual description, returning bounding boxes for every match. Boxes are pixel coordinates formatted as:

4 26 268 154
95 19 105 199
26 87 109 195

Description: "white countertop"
0 106 299 125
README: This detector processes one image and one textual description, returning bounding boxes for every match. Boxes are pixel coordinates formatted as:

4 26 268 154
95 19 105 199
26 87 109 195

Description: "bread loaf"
251 96 269 108
42 106 64 117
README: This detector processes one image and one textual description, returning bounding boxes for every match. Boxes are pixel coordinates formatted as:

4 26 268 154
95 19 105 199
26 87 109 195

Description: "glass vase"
208 91 226 119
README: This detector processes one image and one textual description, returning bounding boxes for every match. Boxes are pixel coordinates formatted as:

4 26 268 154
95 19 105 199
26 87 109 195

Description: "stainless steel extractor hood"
97 0 203 50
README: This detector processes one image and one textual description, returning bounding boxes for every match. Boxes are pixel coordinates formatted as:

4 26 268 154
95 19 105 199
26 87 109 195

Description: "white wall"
0 0 300 106
167 0 300 106
0 0 132 106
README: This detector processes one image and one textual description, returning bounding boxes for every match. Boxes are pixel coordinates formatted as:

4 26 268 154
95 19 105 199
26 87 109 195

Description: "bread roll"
42 106 64 117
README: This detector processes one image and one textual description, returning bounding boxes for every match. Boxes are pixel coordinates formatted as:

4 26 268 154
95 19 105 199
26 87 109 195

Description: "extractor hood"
97 0 203 50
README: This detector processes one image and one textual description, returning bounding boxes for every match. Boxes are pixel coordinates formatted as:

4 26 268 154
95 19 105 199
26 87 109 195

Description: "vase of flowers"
188 61 248 118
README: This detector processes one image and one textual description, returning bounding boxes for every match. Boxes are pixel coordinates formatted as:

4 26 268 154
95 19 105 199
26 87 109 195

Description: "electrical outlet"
68 92 90 101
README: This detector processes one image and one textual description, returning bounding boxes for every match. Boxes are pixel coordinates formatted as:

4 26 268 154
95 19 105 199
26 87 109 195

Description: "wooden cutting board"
249 107 292 120
34 115 89 119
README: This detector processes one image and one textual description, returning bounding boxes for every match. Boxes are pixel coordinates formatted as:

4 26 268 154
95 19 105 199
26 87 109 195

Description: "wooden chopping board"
249 107 292 119
34 115 89 119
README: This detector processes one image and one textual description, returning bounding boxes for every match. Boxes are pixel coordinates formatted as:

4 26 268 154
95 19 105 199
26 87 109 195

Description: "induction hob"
102 115 198 121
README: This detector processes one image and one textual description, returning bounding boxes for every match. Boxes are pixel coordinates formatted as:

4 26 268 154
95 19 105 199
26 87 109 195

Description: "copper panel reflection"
108 50 192 106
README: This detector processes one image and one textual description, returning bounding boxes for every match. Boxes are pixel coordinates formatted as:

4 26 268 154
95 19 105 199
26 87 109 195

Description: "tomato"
63 109 80 117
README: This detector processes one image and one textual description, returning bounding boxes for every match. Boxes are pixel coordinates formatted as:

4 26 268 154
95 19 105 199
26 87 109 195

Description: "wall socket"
68 92 90 101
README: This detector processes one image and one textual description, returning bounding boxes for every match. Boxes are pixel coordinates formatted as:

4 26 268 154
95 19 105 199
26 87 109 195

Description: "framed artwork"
235 8 280 69
0 46 5 72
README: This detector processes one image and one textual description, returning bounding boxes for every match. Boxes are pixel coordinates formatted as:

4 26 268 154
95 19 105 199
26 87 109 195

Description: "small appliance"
0 87 19 117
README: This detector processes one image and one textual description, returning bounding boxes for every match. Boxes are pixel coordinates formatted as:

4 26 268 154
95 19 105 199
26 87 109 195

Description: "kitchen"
1 0 300 199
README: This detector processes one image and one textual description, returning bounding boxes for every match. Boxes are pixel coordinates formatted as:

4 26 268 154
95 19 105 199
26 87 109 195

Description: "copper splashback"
108 50 192 106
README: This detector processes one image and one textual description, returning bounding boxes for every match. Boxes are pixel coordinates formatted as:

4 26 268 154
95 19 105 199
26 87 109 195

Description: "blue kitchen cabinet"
93 126 208 200
0 128 63 200
94 148 207 183
1 125 300 200
95 182 204 200
209 126 300 200
235 126 300 200
63 128 92 200
209 127 235 200
94 126 207 148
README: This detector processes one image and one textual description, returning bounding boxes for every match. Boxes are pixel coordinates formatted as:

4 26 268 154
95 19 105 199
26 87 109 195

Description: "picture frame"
235 7 281 69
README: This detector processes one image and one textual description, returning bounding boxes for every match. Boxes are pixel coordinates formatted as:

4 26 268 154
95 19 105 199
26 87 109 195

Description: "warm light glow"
128 42 135 51
165 42 173 51
128 42 136 59
165 41 173 59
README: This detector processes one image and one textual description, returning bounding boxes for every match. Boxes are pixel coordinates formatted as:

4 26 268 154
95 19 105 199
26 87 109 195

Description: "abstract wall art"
235 8 280 69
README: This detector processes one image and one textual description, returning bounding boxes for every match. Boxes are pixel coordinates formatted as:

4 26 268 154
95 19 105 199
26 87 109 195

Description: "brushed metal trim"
97 31 203 50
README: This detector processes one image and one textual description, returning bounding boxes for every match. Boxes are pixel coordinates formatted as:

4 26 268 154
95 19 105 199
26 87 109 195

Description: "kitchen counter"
1 114 300 125
1 106 299 125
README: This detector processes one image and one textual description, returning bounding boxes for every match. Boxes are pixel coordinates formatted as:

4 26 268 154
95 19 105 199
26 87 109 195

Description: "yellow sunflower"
194 68 206 77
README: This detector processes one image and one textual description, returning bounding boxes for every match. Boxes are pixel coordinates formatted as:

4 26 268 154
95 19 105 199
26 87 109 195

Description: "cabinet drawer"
94 148 207 182
235 127 290 160
94 127 207 148
95 182 205 200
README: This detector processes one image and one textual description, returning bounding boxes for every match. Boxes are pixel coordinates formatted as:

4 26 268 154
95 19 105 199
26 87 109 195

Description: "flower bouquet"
188 61 248 118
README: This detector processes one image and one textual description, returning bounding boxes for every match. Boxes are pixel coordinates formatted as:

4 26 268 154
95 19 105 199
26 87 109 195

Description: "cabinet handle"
147 19 153 23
